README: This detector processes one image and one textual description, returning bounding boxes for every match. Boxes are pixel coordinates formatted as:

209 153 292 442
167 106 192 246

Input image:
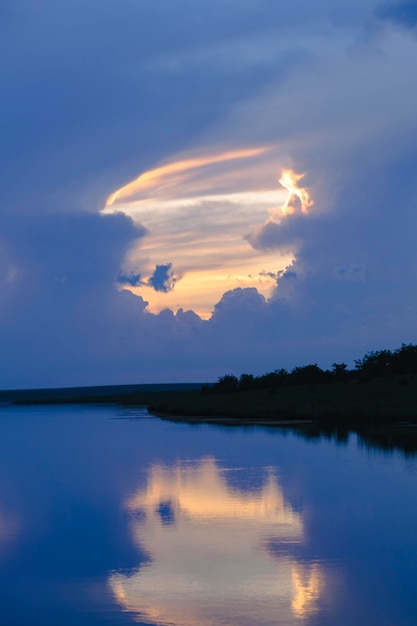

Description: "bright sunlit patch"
103 147 302 316
243 168 315 253
106 147 270 207
279 169 313 216
126 262 279 319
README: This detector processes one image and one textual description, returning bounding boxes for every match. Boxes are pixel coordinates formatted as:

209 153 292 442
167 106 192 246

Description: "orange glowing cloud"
106 147 270 207
243 167 315 254
279 169 313 216
103 145 297 317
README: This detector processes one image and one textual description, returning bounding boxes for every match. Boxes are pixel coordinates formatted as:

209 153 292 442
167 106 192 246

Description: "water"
1 405 417 625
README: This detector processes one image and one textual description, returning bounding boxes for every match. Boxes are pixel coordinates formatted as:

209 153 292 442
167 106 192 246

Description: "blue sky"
1 0 417 388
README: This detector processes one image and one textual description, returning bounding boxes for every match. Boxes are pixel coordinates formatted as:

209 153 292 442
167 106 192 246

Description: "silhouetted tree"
213 342 417 391
238 374 255 391
355 349 393 378
391 344 417 375
332 363 348 380
258 369 288 390
290 364 325 385
215 374 239 393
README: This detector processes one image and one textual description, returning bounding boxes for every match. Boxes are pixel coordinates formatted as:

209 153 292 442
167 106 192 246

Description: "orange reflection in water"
291 563 324 618
109 458 324 625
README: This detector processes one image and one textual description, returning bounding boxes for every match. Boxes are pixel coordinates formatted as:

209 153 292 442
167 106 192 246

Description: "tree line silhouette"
209 343 417 393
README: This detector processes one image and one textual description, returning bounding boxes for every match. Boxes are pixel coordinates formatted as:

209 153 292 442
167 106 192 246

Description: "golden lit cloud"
104 147 299 316
109 458 325 626
106 147 270 207
124 237 289 318
279 170 313 216
244 168 315 254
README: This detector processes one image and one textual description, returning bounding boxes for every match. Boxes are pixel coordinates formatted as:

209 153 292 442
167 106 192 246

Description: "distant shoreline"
0 383 205 406
2 344 416 427
1 378 416 427
152 411 314 426
2 381 417 457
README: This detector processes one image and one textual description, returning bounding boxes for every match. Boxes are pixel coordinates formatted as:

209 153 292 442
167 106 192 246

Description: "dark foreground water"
1 405 417 626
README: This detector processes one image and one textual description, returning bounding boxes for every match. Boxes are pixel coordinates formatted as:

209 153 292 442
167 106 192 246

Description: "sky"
1 0 417 388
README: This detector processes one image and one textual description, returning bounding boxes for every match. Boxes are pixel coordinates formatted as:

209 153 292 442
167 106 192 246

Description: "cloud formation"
103 146 292 317
148 263 177 293
1 0 417 388
106 147 269 206
376 1 417 28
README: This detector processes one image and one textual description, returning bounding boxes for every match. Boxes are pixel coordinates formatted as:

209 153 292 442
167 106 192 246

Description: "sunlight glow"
124 265 279 319
106 147 270 206
279 169 313 216
104 147 305 316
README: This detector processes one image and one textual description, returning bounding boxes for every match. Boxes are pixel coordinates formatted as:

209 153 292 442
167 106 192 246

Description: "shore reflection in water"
109 458 324 625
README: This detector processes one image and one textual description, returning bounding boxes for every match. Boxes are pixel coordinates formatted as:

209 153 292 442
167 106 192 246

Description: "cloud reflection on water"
109 458 324 625
0 508 20 559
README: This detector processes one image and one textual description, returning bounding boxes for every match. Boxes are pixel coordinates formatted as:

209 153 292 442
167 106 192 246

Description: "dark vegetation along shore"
1 344 417 454
0 343 415 422
141 343 417 424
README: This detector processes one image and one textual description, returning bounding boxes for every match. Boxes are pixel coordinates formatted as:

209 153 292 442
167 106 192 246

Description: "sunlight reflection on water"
1 405 417 626
109 458 325 626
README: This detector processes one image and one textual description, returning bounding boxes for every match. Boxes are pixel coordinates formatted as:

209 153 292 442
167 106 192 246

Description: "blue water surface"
0 404 416 626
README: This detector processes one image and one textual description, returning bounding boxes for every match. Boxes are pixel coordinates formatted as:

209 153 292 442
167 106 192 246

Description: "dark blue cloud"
375 1 417 28
148 264 177 293
0 210 148 387
117 265 178 293
117 273 144 288
245 214 310 252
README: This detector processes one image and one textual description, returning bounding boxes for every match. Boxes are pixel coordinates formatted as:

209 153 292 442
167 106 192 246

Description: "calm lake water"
1 405 417 626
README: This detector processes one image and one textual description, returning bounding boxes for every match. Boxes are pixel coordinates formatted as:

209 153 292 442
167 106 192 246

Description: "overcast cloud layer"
1 0 417 388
